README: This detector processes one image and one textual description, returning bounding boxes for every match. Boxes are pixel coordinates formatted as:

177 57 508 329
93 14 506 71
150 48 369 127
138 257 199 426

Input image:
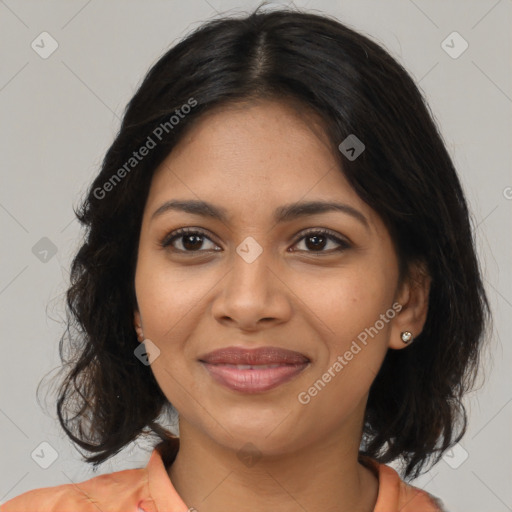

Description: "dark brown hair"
53 6 490 479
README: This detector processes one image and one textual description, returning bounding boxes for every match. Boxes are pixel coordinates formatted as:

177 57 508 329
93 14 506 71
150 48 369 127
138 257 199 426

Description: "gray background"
1 1 511 510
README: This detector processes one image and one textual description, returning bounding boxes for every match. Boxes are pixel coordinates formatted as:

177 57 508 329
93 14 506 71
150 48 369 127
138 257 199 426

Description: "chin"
212 417 303 456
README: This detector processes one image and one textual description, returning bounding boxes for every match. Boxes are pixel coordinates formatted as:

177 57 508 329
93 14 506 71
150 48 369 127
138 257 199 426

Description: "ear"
133 309 144 342
388 260 431 350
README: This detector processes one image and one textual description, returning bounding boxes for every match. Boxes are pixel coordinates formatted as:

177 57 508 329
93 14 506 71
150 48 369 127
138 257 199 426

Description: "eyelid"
160 227 219 249
160 226 351 253
291 227 351 248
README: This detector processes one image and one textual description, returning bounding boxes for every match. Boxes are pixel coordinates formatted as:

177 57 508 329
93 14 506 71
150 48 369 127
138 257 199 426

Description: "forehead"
144 99 380 232
166 99 331 163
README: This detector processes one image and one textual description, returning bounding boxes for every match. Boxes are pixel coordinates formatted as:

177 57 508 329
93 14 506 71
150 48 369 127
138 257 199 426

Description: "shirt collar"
144 440 401 512
144 438 190 511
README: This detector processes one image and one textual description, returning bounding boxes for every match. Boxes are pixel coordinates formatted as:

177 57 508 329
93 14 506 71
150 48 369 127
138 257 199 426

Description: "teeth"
227 364 284 370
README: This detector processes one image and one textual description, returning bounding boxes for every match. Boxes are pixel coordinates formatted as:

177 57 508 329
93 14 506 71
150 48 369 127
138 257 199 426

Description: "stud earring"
401 331 413 344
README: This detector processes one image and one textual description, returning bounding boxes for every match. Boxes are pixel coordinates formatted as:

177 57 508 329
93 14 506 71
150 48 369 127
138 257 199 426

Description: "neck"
167 417 378 512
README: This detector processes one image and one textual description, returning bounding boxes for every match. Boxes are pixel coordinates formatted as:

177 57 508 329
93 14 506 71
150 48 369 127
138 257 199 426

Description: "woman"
2 6 489 512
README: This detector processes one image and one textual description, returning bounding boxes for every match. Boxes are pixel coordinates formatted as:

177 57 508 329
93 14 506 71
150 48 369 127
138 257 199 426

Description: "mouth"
198 346 310 394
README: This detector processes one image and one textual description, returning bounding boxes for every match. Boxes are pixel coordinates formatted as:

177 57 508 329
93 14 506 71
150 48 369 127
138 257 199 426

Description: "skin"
133 98 431 512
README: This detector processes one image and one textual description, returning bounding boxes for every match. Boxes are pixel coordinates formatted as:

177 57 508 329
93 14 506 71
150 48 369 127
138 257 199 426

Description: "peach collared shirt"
1 443 447 512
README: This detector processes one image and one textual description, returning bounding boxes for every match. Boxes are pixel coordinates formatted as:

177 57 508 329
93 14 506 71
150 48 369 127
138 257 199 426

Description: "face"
134 99 414 456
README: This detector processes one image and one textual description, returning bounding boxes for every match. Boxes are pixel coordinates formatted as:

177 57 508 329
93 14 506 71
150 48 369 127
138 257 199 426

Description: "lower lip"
201 362 309 393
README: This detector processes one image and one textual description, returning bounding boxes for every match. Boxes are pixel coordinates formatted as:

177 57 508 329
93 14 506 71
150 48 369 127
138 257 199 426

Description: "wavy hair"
53 6 491 479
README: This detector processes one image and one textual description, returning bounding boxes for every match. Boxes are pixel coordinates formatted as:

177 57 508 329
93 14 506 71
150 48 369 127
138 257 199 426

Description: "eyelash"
160 227 351 255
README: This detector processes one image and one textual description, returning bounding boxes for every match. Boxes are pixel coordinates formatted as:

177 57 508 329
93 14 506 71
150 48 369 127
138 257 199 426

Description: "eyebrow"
151 199 369 229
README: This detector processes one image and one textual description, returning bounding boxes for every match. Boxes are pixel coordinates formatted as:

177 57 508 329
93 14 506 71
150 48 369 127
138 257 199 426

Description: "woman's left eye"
292 229 350 253
160 228 350 254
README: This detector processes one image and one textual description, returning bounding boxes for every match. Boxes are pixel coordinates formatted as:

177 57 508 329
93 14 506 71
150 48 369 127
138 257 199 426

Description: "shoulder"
1 466 150 512
361 456 448 512
397 478 449 512
383 464 449 512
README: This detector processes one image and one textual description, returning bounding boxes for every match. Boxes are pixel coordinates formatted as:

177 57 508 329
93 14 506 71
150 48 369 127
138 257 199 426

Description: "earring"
401 331 413 344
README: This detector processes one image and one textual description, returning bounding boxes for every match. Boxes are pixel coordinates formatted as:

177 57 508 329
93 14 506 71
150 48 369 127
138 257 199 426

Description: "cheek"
135 252 213 341
135 260 204 404
294 271 393 425
293 263 396 406
296 264 395 343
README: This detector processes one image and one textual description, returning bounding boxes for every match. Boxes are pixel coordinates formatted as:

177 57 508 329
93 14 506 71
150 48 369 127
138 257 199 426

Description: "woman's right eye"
161 228 220 253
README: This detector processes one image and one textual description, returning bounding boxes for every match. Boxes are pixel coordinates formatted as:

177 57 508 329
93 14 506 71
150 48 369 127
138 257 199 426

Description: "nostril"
137 500 149 512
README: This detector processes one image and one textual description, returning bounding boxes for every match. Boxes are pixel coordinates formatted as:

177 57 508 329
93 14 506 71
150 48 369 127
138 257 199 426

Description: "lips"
199 346 309 365
199 346 310 393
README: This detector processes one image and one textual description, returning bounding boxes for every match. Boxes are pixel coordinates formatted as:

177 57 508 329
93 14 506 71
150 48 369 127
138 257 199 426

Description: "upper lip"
199 346 310 365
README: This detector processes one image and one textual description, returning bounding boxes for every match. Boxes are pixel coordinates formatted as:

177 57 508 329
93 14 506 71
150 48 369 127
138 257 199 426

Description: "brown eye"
292 229 350 253
160 227 350 255
304 234 328 251
181 233 205 251
161 228 219 252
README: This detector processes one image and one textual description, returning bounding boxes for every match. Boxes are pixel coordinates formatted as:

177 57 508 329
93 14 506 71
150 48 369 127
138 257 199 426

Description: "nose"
211 246 293 331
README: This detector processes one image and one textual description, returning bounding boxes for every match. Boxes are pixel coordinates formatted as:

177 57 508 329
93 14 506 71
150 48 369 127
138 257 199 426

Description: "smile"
200 362 309 393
